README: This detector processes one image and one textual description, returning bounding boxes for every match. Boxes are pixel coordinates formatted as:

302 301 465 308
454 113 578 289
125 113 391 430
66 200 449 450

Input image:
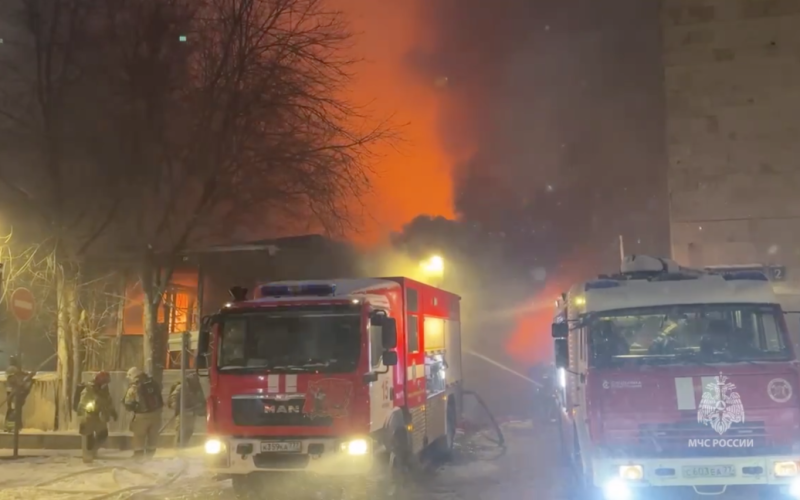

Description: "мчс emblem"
304 378 354 419
768 378 793 403
698 374 745 435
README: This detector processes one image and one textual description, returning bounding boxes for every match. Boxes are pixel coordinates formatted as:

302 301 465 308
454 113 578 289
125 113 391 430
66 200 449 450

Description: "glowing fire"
505 252 600 365
334 0 454 246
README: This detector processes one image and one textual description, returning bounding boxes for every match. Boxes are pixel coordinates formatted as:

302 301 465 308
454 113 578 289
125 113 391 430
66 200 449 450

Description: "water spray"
464 349 542 388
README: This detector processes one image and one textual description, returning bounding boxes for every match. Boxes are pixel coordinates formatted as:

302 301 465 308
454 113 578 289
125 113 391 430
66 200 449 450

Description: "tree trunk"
55 267 73 430
114 272 127 370
67 275 82 396
141 256 166 383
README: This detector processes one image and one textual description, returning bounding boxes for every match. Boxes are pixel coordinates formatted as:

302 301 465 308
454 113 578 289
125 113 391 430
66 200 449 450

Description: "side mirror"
552 322 569 339
555 338 569 369
382 350 398 366
381 318 398 349
195 315 217 370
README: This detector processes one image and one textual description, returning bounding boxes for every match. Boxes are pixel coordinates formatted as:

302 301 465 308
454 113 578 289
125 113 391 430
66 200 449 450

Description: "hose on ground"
31 459 188 499
463 390 505 448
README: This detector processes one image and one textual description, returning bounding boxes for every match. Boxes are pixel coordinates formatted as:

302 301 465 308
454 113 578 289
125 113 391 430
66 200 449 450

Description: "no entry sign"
10 288 35 322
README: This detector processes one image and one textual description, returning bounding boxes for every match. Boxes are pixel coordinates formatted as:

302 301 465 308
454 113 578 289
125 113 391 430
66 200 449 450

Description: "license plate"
682 465 736 478
260 441 302 453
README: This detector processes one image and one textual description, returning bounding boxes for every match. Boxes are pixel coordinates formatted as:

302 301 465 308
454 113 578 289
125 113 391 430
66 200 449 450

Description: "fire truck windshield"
588 304 792 368
216 305 361 373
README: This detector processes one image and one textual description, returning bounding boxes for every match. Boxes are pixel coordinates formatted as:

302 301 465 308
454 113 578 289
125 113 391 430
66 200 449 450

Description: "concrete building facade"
661 0 800 298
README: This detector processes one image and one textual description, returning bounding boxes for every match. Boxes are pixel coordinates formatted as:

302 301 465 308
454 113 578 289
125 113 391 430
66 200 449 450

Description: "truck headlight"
341 438 369 455
205 439 223 455
619 464 644 481
775 461 799 477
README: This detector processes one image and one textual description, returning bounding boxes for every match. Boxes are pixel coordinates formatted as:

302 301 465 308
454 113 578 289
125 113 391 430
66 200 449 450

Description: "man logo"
698 374 745 435
264 404 301 414
768 378 792 403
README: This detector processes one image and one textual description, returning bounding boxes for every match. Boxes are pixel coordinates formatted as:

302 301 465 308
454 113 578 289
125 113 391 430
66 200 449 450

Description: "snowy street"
0 421 570 500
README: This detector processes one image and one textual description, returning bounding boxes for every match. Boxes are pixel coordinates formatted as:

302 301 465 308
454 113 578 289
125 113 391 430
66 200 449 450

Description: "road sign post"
8 288 34 459
10 288 34 323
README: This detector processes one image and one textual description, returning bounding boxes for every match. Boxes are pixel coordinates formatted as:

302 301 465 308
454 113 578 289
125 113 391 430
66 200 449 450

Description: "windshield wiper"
219 364 306 372
292 358 336 367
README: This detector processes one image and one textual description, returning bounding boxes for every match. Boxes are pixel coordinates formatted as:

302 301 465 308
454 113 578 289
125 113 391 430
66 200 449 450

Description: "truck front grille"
231 398 333 427
253 453 310 469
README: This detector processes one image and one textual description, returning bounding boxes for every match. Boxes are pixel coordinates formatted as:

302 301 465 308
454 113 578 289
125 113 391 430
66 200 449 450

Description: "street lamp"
421 255 445 286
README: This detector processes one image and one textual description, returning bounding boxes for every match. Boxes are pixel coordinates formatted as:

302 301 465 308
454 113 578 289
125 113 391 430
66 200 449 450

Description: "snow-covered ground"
0 448 214 500
0 421 569 500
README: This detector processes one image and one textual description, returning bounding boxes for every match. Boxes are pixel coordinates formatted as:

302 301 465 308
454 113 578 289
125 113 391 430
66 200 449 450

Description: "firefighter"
123 367 164 460
528 363 555 423
649 313 689 354
167 372 206 447
75 371 117 463
4 363 34 433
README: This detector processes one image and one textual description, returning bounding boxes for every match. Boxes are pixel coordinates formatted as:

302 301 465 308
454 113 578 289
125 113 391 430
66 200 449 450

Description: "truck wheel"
556 419 570 467
385 429 411 499
569 436 602 500
431 399 457 461
443 399 457 457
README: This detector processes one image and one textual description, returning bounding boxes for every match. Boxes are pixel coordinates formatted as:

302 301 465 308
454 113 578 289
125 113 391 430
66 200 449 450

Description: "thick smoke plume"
397 2 672 403
407 0 669 262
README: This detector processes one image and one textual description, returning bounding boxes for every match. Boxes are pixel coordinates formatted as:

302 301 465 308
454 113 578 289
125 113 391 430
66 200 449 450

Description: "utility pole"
178 331 190 448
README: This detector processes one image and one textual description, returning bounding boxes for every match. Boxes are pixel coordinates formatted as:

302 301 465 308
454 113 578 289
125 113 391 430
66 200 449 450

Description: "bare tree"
92 0 391 381
0 0 133 424
0 0 392 392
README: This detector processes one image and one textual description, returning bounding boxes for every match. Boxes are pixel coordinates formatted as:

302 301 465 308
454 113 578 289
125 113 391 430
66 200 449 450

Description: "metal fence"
0 370 208 434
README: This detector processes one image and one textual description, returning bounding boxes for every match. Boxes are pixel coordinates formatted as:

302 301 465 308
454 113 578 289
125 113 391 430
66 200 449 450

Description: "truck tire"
386 428 411 499
569 432 602 500
439 398 458 459
556 419 570 467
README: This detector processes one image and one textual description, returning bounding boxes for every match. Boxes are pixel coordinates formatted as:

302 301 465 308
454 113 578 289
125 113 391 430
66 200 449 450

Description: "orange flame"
505 251 602 365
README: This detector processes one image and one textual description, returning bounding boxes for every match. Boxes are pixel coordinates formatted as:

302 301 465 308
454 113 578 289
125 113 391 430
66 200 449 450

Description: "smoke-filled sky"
343 0 668 253
338 0 670 372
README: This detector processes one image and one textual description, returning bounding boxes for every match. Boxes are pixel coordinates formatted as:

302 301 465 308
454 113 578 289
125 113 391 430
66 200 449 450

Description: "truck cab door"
572 325 591 453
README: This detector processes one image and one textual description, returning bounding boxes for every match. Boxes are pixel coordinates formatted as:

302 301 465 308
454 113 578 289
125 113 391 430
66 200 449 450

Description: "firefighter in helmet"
123 367 164 460
75 371 117 463
649 313 688 354
4 359 34 433
167 372 206 447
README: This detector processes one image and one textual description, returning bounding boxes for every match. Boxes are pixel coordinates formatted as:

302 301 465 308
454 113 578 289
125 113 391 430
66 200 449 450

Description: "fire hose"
158 402 206 434
0 352 59 410
462 389 505 448
30 460 188 499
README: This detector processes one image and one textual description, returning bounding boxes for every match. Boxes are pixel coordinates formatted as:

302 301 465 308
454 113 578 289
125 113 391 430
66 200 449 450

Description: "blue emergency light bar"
260 283 337 297
585 279 622 291
720 271 769 282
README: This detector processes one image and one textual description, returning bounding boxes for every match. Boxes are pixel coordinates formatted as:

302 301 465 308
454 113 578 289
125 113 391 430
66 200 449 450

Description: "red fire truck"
197 278 463 497
552 255 800 500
